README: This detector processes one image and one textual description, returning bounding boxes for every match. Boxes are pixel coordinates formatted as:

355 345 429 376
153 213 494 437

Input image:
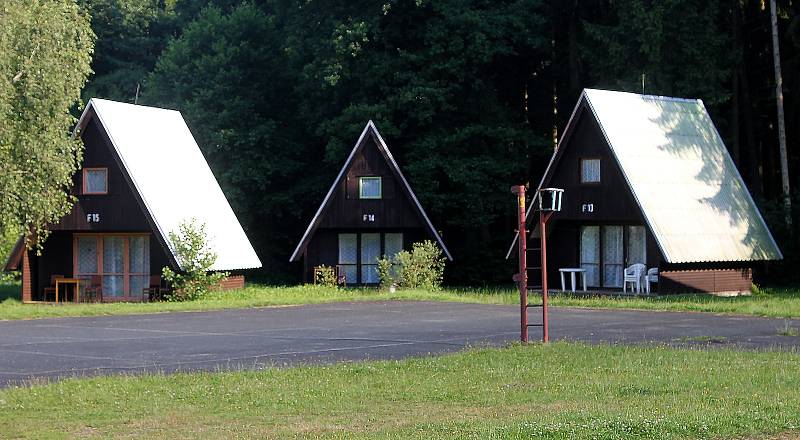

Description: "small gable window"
359 176 382 199
580 158 601 183
83 168 108 194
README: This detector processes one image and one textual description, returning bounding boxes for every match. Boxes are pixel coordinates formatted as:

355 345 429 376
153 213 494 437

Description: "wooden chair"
143 275 164 302
83 275 103 303
42 274 63 302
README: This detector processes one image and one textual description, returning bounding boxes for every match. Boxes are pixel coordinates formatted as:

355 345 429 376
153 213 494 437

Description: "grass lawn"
3 280 800 320
0 342 798 439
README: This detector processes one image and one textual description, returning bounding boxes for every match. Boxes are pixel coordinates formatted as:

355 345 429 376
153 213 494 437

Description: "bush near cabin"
162 219 227 301
378 240 446 290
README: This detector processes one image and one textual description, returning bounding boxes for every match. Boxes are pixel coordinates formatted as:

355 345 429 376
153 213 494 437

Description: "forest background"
3 0 799 285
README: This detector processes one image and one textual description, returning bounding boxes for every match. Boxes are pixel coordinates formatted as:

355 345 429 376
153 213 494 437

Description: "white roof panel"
584 89 781 263
79 98 261 271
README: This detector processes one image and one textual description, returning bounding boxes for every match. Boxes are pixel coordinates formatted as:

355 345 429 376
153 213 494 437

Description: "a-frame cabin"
5 98 261 302
290 121 451 285
508 89 781 294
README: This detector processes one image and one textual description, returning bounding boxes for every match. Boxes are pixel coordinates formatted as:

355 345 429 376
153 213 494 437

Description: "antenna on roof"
641 74 646 94
134 82 140 105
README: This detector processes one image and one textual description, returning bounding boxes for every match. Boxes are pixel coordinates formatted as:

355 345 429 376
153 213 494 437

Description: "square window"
580 159 600 183
83 168 108 194
359 177 382 199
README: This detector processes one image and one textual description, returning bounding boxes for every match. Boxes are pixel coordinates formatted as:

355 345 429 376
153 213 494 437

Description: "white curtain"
384 233 403 259
360 177 382 198
102 236 125 296
128 236 150 299
580 226 600 286
603 226 623 287
360 233 380 283
338 234 358 285
85 169 107 193
627 226 646 265
581 159 600 183
76 237 98 274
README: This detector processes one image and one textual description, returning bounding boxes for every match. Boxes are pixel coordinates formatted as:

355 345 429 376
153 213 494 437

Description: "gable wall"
547 107 644 223
319 135 424 230
24 112 174 299
50 115 152 232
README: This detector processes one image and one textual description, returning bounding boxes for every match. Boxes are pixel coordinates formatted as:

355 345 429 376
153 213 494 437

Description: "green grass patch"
0 343 798 439
2 281 800 320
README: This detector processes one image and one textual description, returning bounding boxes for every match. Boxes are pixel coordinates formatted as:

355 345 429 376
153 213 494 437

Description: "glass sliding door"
102 236 125 297
75 236 99 297
360 233 381 284
579 226 600 287
128 236 150 298
338 233 358 285
384 233 403 259
602 226 624 288
337 232 405 285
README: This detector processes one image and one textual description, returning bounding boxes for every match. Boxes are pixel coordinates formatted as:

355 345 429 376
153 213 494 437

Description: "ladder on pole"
511 185 553 343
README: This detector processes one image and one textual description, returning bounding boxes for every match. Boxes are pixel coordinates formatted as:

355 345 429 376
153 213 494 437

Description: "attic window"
83 168 108 194
580 159 601 183
359 177 382 199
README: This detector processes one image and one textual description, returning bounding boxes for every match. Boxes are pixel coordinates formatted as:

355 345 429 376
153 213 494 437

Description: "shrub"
376 257 395 289
162 219 228 301
377 240 446 290
314 265 338 287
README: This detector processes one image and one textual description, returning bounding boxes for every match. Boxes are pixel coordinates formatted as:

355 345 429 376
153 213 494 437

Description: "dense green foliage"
2 343 800 438
162 219 228 301
66 0 800 284
0 0 94 253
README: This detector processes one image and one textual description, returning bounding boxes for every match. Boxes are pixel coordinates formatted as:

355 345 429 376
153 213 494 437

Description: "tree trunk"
740 53 762 197
770 0 792 226
729 0 742 165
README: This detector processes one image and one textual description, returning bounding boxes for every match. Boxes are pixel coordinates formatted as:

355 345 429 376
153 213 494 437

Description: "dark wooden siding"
319 136 424 230
547 108 644 223
34 232 72 297
50 116 152 232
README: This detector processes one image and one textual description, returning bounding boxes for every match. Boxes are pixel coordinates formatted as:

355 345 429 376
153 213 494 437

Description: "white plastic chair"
645 267 658 294
623 263 646 294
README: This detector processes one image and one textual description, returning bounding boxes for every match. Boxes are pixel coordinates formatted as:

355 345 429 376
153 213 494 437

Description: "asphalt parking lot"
0 301 798 386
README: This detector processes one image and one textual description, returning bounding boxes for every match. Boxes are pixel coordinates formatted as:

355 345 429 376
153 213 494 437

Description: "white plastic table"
558 268 587 292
